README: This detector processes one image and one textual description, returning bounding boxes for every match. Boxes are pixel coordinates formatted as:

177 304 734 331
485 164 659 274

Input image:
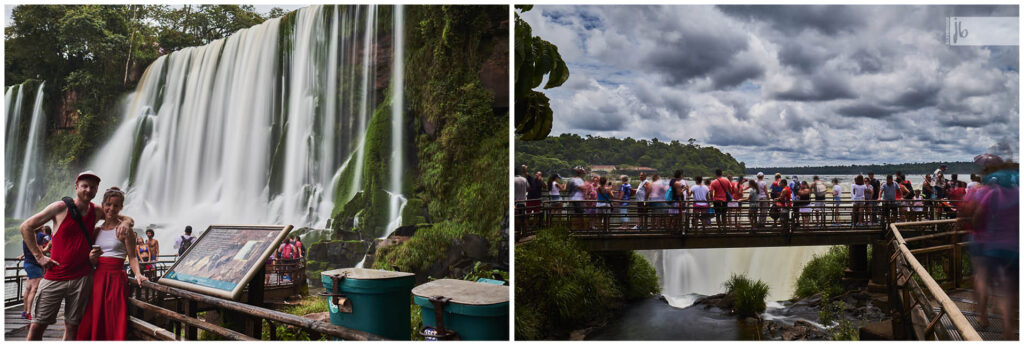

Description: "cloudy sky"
522 5 1019 167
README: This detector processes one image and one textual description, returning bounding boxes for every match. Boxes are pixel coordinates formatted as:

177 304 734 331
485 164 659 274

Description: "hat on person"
756 172 764 177
555 173 562 179
973 153 1004 168
76 170 101 183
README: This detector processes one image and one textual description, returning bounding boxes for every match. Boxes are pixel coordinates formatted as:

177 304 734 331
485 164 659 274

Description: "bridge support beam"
844 244 870 284
868 239 889 292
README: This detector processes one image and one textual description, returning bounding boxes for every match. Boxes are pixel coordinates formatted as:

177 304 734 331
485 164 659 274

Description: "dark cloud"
643 31 749 86
769 74 856 101
710 59 765 89
778 41 832 73
718 5 867 35
837 103 899 119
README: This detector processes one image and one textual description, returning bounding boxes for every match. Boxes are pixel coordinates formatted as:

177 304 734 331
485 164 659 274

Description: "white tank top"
95 227 127 259
635 180 648 201
550 181 560 195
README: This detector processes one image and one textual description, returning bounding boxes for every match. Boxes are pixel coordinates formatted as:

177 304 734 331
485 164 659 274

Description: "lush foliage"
516 133 747 178
515 226 660 340
373 5 508 272
747 161 975 176
724 274 770 317
794 246 849 299
514 5 569 140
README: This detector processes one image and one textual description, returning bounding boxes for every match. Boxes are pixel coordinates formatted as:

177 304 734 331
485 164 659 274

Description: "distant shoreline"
746 161 974 176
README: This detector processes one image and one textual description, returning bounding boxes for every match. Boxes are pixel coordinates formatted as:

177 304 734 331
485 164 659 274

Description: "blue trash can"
321 268 415 340
412 279 509 340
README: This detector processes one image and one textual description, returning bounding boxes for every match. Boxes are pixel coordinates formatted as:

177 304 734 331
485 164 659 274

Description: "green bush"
794 246 849 299
373 220 467 273
623 251 661 300
514 226 622 340
725 274 769 317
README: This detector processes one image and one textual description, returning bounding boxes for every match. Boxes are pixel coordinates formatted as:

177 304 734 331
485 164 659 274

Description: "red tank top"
44 202 97 281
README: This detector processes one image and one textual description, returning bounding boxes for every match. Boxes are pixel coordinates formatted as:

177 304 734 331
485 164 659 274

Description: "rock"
461 234 489 260
806 293 823 306
859 319 893 340
741 317 760 325
478 19 509 109
569 329 587 341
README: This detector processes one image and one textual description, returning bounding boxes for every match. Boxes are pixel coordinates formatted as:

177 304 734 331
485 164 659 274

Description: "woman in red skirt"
76 187 148 340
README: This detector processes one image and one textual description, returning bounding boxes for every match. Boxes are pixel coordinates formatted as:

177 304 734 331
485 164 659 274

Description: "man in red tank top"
19 171 134 340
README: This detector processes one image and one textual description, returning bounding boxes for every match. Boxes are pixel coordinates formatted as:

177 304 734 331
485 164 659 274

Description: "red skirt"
76 257 128 340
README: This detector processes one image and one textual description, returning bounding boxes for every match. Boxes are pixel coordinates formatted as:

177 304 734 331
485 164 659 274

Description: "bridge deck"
571 228 883 250
4 303 65 341
939 289 1019 340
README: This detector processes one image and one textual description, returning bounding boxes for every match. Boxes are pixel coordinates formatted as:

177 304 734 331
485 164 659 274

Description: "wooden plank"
130 298 256 341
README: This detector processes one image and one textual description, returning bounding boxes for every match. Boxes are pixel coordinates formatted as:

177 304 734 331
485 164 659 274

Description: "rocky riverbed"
585 289 890 340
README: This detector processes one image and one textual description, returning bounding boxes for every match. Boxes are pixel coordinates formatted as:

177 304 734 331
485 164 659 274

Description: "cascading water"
388 5 405 228
5 82 47 218
87 5 408 254
645 246 829 308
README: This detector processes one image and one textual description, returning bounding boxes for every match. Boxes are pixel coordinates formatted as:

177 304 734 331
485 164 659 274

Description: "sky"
521 5 1020 167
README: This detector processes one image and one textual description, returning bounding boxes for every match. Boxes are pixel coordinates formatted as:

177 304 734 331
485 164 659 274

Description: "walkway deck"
4 303 65 341
940 289 1019 341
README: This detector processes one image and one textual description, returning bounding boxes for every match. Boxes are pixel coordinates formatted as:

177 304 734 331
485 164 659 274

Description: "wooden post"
246 268 266 339
187 299 198 340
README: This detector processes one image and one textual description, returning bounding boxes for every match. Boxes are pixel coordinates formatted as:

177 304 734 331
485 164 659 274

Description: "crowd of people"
515 162 1000 232
16 171 306 341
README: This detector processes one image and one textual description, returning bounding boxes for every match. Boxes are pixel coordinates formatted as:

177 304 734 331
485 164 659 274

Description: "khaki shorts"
31 275 92 326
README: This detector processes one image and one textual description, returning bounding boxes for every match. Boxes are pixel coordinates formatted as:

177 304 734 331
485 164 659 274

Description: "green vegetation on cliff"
516 133 747 179
725 274 770 317
515 226 659 340
371 5 508 274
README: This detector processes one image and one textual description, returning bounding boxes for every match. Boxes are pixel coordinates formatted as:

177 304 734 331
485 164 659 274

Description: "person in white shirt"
851 175 868 227
756 172 770 226
690 176 711 230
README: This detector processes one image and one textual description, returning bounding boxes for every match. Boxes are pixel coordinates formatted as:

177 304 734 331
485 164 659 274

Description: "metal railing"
887 219 981 340
516 198 963 240
4 258 26 306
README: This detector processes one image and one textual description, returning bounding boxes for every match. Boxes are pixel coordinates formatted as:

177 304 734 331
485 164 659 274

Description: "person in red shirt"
775 179 793 227
947 181 968 211
709 169 732 231
19 171 134 341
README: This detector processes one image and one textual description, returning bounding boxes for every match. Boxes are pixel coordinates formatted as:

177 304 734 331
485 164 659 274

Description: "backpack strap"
62 197 93 245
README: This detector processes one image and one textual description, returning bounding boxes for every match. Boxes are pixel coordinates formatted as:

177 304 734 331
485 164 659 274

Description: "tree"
514 5 569 141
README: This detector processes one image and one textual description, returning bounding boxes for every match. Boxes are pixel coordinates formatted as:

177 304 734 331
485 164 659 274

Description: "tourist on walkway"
548 174 564 202
795 181 812 228
649 173 667 229
145 229 159 264
770 174 785 227
774 179 792 228
76 187 148 340
727 176 742 226
831 178 842 225
567 167 587 220
709 169 731 232
866 172 880 224
617 175 632 224
933 164 948 198
667 170 686 230
175 226 197 257
738 179 760 231
879 175 905 224
635 172 651 229
690 176 710 231
514 168 528 213
962 154 1018 339
18 226 51 321
851 175 867 227
756 172 770 227
811 176 827 225
921 175 935 219
19 171 134 340
596 177 612 229
526 169 544 214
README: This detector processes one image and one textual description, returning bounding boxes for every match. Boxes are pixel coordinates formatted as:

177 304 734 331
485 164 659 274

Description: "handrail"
889 221 981 341
129 279 384 341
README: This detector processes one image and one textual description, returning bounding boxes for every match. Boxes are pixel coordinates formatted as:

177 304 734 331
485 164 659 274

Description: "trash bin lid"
321 268 414 280
412 279 509 305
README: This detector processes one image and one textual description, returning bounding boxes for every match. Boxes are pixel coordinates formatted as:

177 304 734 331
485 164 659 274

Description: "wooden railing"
887 219 981 340
4 258 26 306
127 274 383 341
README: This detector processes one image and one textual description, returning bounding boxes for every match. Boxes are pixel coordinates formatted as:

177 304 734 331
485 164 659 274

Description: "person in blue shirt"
19 226 51 320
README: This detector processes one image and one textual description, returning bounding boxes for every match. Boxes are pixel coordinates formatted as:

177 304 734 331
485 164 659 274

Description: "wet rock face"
306 240 369 286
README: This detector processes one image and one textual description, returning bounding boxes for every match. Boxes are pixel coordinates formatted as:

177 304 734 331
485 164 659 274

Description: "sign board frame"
158 224 293 300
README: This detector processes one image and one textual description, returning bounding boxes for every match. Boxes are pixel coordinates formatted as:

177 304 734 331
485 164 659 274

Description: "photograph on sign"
160 225 293 299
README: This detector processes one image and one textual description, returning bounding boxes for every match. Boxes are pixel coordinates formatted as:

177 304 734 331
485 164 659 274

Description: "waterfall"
5 84 27 198
388 5 405 229
647 246 829 308
87 5 405 254
6 82 47 218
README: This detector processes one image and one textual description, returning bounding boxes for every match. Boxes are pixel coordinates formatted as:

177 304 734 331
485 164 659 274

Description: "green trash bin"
412 278 509 340
321 268 415 340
